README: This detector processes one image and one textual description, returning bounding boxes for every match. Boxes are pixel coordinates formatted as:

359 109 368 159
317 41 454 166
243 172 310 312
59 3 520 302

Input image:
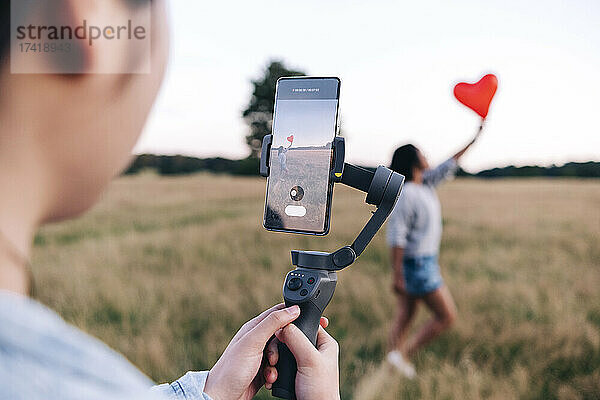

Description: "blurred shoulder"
394 182 419 208
0 291 155 400
399 182 419 199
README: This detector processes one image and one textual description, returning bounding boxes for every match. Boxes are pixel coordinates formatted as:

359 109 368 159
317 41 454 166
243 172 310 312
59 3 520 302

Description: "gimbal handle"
260 134 405 399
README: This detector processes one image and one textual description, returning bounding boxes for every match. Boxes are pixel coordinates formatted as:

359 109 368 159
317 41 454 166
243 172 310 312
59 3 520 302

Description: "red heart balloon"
287 135 294 143
454 74 498 118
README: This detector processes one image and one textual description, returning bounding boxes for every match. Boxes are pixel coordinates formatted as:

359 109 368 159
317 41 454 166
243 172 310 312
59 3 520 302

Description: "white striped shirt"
386 158 458 256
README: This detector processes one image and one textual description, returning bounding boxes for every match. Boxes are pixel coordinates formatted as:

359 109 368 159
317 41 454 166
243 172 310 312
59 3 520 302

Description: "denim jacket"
0 290 213 400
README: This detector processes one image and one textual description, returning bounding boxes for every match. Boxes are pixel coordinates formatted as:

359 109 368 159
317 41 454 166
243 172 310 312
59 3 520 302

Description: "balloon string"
472 118 484 144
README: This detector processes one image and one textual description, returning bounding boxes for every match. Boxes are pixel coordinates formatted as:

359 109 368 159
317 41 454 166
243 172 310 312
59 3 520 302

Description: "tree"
243 60 305 157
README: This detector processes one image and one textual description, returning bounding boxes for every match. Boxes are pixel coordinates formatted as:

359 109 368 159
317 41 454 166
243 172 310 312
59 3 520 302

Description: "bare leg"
388 294 418 353
405 285 457 358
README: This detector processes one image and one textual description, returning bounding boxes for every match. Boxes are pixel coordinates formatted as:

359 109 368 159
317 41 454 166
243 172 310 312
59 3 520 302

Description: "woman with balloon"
385 74 498 378
277 134 294 174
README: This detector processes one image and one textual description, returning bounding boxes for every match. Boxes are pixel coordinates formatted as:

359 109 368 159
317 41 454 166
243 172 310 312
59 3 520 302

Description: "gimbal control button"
300 289 308 296
287 277 302 291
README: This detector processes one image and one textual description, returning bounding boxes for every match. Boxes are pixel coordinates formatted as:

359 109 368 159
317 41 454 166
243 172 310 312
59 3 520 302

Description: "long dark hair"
390 144 420 181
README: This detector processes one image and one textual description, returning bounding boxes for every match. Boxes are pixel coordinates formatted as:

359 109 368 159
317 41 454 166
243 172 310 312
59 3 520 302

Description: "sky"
273 100 338 148
135 0 600 172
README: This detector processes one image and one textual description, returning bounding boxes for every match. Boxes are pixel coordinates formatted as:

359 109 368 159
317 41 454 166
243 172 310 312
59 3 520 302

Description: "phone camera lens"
290 185 304 201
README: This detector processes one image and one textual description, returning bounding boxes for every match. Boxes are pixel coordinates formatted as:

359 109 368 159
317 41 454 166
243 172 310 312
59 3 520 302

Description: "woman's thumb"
275 323 318 365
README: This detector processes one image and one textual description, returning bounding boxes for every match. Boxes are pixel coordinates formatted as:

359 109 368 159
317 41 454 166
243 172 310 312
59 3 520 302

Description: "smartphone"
263 77 341 235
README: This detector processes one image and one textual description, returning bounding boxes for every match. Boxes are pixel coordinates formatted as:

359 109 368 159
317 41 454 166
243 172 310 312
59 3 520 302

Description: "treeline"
125 154 600 178
457 161 600 178
125 154 259 176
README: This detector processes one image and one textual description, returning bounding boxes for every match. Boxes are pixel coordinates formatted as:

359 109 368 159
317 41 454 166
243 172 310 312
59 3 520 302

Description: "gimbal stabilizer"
260 135 405 399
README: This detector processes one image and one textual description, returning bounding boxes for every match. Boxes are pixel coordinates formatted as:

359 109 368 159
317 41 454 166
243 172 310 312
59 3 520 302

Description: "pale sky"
273 100 338 148
135 0 600 172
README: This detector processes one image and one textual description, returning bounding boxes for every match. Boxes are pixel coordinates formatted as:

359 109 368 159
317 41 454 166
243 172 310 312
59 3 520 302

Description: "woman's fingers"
244 306 300 349
275 323 319 365
320 316 329 328
263 365 278 389
232 303 285 343
263 316 331 391
266 336 279 366
264 338 279 390
265 316 327 366
316 326 339 355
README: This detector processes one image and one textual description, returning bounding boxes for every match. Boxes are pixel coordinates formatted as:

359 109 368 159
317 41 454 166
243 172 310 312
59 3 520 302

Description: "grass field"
31 174 600 399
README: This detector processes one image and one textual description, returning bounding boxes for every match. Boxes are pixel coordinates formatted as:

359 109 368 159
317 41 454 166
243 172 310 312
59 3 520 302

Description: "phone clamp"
259 134 405 399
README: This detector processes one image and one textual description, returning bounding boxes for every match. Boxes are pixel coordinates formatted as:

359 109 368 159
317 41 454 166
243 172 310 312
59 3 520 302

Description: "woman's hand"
203 304 331 400
393 278 406 295
391 247 406 296
204 304 296 400
265 320 340 400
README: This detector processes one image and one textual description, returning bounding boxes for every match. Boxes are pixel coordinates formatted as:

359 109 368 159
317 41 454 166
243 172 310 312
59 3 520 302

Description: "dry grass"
32 174 600 399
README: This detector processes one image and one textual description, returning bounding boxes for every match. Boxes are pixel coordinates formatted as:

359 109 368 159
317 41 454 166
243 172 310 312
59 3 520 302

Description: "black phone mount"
260 134 405 399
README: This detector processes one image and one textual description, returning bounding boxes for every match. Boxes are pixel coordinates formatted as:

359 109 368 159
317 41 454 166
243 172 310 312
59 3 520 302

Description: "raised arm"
424 124 483 187
451 124 483 162
422 158 458 187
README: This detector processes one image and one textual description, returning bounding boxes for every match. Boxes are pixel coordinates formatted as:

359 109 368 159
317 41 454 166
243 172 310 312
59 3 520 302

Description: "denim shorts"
403 254 444 296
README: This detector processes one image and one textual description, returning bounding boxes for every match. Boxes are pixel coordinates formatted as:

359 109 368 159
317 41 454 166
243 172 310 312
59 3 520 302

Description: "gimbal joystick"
260 135 405 399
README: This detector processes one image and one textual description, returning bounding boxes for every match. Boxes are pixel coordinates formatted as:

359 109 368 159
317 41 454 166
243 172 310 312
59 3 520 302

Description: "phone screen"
263 77 340 235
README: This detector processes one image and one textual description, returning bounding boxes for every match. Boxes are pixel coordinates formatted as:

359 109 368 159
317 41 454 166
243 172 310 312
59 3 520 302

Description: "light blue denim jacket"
0 290 214 400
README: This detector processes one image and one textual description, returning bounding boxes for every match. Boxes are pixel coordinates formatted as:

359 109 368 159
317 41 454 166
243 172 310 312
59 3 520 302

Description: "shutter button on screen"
307 277 315 284
290 185 304 201
287 277 302 291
